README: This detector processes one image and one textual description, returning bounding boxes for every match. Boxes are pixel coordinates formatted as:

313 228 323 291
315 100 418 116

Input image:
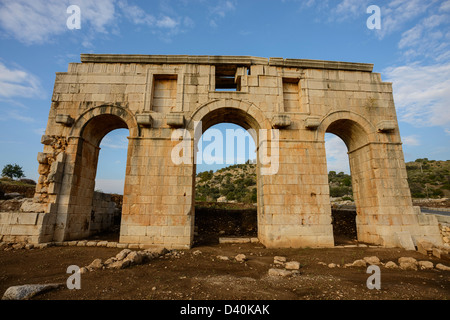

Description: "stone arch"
317 110 380 244
316 110 378 152
187 98 270 245
70 104 139 142
187 98 271 132
54 105 137 241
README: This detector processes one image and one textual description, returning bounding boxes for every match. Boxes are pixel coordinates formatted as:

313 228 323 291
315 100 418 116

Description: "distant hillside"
195 159 450 203
0 177 36 199
406 158 450 198
195 162 257 203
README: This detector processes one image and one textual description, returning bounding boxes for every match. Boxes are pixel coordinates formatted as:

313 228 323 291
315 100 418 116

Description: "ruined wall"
0 55 442 249
89 191 119 235
0 191 118 243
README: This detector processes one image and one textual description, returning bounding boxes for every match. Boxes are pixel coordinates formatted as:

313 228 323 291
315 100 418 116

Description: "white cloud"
440 0 450 12
100 135 128 150
333 0 369 22
156 16 178 29
380 1 450 131
1 110 35 123
118 0 191 39
0 0 117 45
383 62 450 127
209 0 236 27
210 0 235 18
0 0 193 45
402 135 421 146
0 62 42 99
118 0 155 25
377 0 435 39
398 13 450 62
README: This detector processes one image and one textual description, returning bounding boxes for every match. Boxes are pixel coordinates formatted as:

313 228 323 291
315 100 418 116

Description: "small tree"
2 164 25 180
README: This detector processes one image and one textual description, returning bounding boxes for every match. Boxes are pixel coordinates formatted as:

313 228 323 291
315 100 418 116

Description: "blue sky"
0 0 449 193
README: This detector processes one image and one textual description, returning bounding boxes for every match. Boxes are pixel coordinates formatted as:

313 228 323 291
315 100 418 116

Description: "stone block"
417 240 434 256
377 120 396 132
40 135 53 145
271 114 291 128
166 113 185 128
55 114 74 126
304 116 321 130
11 212 39 225
136 113 152 126
37 152 48 164
395 231 416 251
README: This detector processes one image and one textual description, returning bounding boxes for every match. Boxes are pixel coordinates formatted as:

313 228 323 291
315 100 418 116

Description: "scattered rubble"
363 256 380 265
235 254 247 262
80 248 170 272
268 268 296 277
350 259 367 267
398 257 418 271
285 261 300 270
384 261 398 269
317 254 449 272
2 283 64 300
216 255 230 261
418 261 434 270
274 256 286 265
268 256 301 276
436 263 450 271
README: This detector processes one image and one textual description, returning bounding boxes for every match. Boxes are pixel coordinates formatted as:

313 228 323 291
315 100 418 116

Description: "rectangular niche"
283 78 301 112
214 65 247 92
152 74 177 113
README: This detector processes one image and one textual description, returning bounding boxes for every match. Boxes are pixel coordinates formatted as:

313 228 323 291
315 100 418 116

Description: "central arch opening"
192 107 260 246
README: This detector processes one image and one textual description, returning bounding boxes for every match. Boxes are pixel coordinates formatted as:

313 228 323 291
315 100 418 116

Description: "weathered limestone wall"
1 54 442 249
0 191 118 243
90 191 118 235
119 137 194 248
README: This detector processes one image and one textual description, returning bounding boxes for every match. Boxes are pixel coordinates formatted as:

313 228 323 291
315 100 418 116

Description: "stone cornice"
80 54 374 72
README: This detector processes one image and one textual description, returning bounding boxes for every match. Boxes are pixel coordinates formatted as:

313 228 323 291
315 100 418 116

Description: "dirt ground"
1 202 449 306
0 241 449 302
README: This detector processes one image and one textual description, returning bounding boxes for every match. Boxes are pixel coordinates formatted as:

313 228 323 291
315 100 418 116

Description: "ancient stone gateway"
3 54 443 249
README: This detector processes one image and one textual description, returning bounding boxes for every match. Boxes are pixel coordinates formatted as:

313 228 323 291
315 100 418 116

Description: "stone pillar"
259 139 334 248
354 142 442 247
119 136 194 249
51 137 99 241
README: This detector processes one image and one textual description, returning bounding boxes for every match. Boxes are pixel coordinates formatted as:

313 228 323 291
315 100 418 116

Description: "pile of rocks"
268 256 301 277
0 240 163 251
416 239 450 261
318 255 450 271
440 225 450 245
215 253 248 262
384 257 450 271
81 247 168 273
0 242 36 250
